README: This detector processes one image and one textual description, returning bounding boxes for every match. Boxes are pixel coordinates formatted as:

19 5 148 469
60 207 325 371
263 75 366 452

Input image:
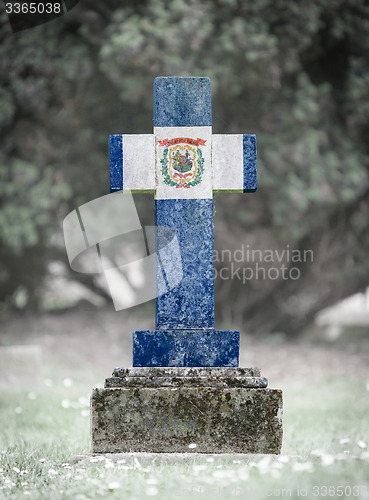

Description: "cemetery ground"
1 305 369 499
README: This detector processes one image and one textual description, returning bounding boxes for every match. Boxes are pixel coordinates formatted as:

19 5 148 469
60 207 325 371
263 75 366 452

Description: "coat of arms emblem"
158 137 206 188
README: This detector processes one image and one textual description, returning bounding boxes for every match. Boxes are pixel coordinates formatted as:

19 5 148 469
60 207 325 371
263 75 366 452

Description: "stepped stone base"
91 368 283 454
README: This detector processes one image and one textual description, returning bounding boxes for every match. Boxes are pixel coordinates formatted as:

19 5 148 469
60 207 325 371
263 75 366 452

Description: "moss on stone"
91 386 283 454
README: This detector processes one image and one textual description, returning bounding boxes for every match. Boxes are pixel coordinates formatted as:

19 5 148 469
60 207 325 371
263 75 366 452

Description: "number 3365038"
5 3 62 14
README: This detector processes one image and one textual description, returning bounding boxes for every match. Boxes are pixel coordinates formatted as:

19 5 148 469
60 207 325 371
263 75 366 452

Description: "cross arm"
109 134 156 193
212 134 257 193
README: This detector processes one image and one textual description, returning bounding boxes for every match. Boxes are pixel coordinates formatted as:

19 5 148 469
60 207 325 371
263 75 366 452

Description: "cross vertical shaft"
154 77 214 330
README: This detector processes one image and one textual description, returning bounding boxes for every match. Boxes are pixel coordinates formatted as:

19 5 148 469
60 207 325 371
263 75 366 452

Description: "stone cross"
109 77 257 367
91 77 282 455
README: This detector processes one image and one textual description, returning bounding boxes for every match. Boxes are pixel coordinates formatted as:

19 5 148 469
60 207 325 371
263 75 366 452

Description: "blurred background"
1 0 369 382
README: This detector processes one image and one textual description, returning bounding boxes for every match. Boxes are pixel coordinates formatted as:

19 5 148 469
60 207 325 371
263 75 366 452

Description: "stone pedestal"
91 367 283 454
133 330 240 367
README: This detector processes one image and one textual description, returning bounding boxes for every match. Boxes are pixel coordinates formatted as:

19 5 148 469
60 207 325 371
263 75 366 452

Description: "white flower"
61 400 70 409
256 455 272 473
48 469 58 477
27 392 37 400
13 467 20 474
271 468 281 479
358 440 367 449
63 378 73 387
188 443 197 449
292 462 314 472
311 448 325 457
146 486 158 496
321 454 335 466
15 407 22 414
39 459 46 463
193 465 207 472
108 482 121 490
339 438 349 444
238 468 249 481
335 453 349 460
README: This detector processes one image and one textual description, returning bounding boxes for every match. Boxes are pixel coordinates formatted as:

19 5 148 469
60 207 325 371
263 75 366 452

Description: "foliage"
0 0 369 331
0 160 71 254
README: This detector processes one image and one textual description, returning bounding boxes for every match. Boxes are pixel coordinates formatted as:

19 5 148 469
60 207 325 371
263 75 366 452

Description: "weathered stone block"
113 367 261 377
91 368 283 454
106 366 267 388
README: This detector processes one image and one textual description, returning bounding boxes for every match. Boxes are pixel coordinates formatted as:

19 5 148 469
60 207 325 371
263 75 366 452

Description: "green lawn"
1 377 368 499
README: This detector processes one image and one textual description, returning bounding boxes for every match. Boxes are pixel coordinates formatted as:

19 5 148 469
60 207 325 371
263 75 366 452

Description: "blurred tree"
0 0 368 333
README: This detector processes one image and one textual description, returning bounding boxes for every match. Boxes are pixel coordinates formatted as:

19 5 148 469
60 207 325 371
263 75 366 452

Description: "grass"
0 377 369 499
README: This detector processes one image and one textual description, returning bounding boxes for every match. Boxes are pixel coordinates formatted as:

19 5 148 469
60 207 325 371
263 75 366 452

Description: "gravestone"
91 77 283 454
